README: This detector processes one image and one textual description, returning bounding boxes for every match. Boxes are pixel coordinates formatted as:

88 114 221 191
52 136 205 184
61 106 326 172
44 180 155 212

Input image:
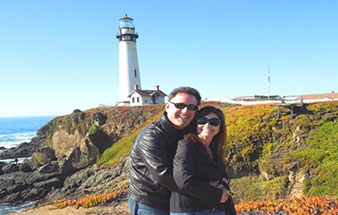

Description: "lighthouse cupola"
116 14 141 106
116 14 139 42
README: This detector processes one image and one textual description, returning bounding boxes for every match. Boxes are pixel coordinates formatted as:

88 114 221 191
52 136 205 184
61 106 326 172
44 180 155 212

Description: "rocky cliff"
0 105 164 204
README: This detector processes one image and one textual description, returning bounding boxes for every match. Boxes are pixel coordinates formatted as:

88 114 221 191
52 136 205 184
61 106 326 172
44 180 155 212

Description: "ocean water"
0 116 54 150
0 202 36 215
0 116 54 214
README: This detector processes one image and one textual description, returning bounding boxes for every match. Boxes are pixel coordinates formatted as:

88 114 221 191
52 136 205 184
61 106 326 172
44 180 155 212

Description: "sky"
1 0 337 117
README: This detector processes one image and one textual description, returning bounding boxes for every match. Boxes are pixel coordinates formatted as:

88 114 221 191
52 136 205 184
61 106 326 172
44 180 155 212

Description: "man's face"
165 93 198 130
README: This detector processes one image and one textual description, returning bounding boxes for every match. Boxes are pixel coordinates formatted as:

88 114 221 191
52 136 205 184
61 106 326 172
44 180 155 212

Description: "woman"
170 106 236 215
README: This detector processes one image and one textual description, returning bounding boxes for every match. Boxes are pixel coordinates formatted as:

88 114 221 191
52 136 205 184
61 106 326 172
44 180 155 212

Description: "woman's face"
197 112 221 140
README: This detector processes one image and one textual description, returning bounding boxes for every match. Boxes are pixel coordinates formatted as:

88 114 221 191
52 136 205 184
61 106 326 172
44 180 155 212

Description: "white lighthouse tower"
116 14 141 106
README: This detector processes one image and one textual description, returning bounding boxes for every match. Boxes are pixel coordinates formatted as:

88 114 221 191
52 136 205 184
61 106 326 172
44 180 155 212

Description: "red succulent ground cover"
235 196 338 215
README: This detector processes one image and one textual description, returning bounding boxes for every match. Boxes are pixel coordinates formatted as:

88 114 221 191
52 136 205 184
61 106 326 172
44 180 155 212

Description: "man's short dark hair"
168 87 201 105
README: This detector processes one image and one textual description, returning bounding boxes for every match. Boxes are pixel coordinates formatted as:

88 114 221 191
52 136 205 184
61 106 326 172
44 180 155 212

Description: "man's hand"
209 181 219 187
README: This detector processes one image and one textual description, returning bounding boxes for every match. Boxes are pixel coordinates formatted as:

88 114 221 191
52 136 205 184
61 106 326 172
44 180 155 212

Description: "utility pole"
267 65 270 99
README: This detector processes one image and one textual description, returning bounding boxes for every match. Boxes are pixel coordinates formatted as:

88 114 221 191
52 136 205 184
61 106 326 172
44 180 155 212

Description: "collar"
160 111 189 137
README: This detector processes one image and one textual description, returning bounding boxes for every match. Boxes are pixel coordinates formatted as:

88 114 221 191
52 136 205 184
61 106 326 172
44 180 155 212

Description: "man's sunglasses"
169 102 198 111
197 117 221 126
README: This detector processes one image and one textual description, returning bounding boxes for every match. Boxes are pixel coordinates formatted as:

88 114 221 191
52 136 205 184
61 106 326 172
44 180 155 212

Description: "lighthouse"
116 14 141 106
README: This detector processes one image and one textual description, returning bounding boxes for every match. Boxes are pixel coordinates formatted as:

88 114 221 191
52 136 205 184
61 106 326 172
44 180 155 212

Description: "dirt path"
10 200 129 215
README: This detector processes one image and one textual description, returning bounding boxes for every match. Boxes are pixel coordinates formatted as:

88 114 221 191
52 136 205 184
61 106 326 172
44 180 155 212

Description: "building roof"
296 92 338 100
129 89 167 97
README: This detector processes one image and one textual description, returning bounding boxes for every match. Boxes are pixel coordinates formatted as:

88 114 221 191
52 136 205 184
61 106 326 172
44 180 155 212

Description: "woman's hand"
209 180 230 203
220 188 229 203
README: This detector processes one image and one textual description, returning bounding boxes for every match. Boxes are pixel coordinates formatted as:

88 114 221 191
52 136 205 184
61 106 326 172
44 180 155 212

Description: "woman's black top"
170 138 229 213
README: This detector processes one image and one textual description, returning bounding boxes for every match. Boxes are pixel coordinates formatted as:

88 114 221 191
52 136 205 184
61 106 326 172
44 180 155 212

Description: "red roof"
129 89 167 97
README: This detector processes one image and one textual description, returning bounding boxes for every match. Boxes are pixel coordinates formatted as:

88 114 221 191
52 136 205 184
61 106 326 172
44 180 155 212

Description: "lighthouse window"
134 69 137 77
137 97 140 102
132 97 135 103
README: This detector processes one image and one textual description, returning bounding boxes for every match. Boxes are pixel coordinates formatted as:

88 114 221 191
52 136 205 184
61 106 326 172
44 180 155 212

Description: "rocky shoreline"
0 106 163 212
0 154 130 204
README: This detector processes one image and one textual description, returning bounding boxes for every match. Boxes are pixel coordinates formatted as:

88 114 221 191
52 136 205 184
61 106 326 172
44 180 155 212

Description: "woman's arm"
173 140 223 206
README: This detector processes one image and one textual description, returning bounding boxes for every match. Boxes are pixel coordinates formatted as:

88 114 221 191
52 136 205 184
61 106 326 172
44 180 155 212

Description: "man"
129 87 201 215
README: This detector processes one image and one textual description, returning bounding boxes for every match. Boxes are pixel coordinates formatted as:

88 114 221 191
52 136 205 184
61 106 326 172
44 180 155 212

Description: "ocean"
0 116 54 152
0 202 37 215
0 115 55 214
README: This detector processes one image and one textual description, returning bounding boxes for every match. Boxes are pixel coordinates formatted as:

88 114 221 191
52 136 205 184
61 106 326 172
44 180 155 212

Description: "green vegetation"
291 121 338 196
97 110 163 166
91 101 338 203
89 124 100 135
231 174 288 203
97 128 138 165
64 116 73 134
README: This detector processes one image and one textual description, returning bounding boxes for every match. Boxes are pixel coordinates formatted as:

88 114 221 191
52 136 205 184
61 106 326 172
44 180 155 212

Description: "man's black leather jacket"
128 112 188 210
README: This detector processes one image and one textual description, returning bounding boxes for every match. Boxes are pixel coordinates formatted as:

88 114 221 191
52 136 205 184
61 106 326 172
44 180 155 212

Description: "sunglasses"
169 102 198 111
197 117 221 126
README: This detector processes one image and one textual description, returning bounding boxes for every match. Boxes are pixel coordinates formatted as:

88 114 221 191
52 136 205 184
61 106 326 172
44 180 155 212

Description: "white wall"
118 41 141 104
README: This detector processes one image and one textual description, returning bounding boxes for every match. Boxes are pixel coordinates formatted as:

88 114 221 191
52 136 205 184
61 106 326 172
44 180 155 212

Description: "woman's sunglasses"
197 117 221 126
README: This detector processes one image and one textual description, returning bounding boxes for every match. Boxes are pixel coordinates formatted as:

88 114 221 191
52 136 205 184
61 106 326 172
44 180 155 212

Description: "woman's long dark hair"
185 106 227 165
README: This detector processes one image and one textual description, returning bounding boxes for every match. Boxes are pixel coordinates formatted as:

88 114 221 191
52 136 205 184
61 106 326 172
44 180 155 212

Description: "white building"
116 14 166 106
116 14 141 106
129 85 167 106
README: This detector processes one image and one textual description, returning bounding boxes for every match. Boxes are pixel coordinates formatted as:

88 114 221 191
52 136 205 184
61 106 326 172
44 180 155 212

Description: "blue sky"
1 0 337 117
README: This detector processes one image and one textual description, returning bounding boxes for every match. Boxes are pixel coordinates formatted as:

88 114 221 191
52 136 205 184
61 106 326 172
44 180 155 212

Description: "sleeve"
173 140 223 206
136 128 180 192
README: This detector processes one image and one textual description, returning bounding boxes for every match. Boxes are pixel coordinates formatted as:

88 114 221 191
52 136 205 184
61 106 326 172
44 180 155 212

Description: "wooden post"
290 105 294 119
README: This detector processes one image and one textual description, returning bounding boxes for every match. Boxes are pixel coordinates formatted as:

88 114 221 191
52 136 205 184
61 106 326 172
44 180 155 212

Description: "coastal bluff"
1 101 338 211
0 105 164 205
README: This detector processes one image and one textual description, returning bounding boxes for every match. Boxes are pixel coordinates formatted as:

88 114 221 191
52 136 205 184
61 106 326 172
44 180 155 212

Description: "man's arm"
136 128 180 192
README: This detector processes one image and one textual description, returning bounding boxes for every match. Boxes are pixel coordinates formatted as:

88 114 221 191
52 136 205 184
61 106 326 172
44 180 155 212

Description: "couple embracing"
128 87 236 215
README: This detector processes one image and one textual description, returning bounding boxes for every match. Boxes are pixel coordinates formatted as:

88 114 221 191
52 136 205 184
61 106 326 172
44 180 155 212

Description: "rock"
38 161 59 174
93 112 107 125
0 135 47 160
88 129 112 154
3 192 22 202
19 160 33 172
73 109 82 114
65 140 97 171
20 187 47 201
0 189 8 199
30 146 56 169
33 177 62 189
0 146 6 150
1 163 19 174
25 171 58 185
14 172 31 184
6 184 27 193
0 178 15 189
0 161 6 175
57 155 73 175
72 112 86 124
63 167 94 190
